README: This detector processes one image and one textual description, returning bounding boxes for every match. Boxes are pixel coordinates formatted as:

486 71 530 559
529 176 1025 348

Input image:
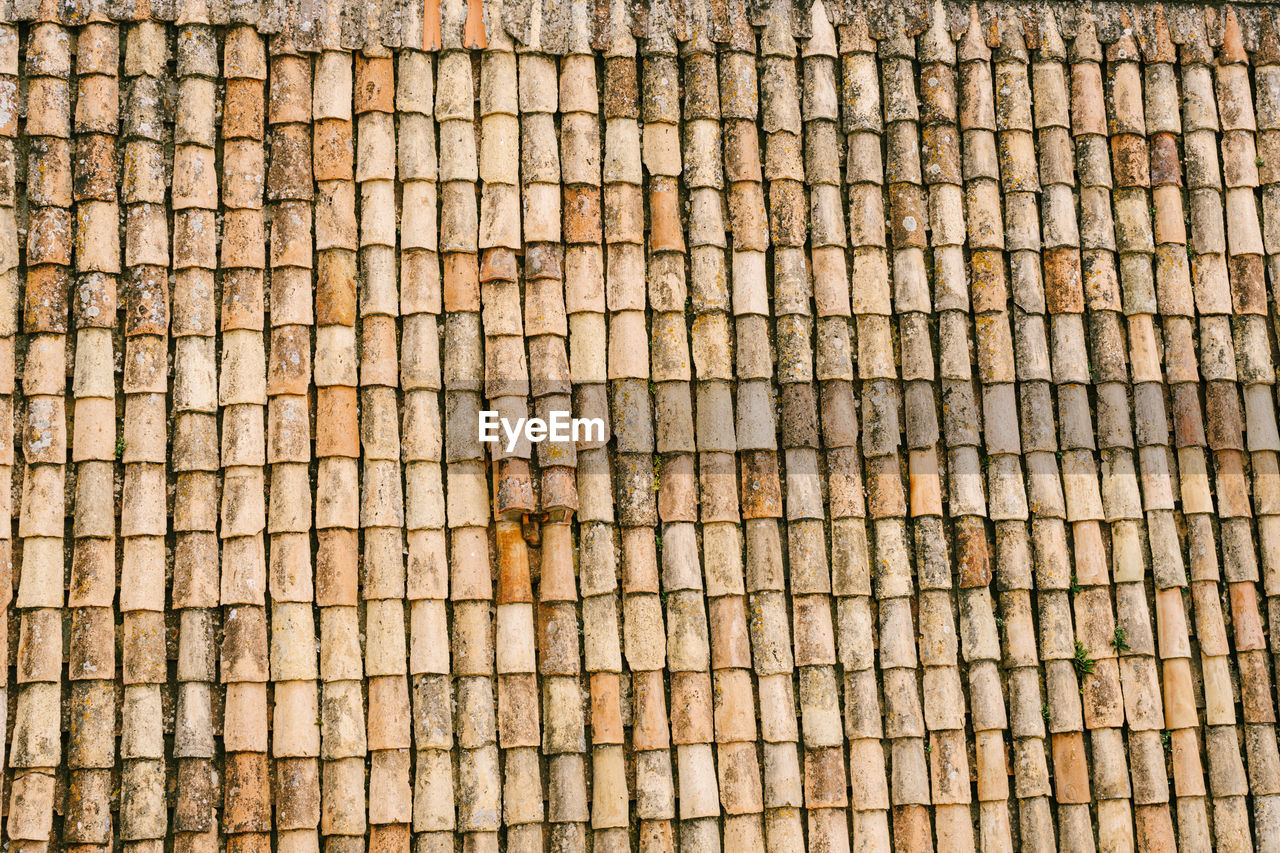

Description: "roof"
4 0 1280 850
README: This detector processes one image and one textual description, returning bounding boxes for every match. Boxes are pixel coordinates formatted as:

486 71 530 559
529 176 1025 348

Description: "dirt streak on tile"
171 16 222 853
10 16 72 847
65 16 119 850
838 8 895 849
0 15 14 832
218 24 273 853
267 31 321 853
1169 12 1264 852
686 2 768 849
120 18 173 848
1212 11 1280 847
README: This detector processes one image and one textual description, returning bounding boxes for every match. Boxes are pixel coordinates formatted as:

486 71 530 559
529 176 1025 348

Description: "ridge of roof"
8 0 1279 54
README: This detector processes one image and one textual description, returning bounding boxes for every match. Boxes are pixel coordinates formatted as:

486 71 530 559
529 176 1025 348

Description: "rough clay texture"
4 0 1280 851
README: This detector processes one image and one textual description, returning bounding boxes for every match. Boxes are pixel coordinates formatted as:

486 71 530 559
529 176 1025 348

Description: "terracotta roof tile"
15 3 1280 848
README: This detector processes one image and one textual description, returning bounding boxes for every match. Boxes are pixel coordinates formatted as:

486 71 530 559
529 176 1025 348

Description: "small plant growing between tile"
1111 625 1129 653
1069 572 1082 596
115 436 126 459
1041 703 1050 725
1072 641 1096 678
652 454 662 491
